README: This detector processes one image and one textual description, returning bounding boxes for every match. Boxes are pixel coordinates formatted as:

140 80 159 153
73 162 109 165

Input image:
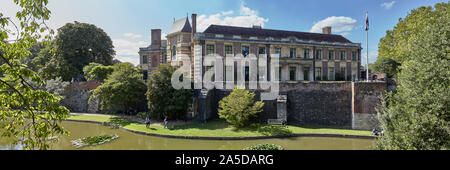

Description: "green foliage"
243 144 284 150
0 0 70 150
136 112 150 120
218 86 264 127
90 63 147 114
83 62 114 82
375 2 450 150
376 2 449 77
146 64 193 120
370 57 400 78
32 21 115 81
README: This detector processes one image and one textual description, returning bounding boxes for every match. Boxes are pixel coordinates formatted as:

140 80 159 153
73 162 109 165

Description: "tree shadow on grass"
231 123 293 136
168 120 230 131
107 117 135 127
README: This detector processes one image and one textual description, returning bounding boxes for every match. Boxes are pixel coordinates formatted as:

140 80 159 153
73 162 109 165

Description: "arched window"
172 46 177 60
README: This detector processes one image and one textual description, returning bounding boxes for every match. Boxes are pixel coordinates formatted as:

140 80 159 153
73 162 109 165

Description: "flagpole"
366 12 369 82
366 27 369 82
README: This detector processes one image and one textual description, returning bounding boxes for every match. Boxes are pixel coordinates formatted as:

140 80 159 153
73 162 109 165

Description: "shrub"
243 144 284 150
218 86 264 127
146 64 193 120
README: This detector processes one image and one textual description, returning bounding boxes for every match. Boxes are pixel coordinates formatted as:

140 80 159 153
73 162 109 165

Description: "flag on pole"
365 12 369 31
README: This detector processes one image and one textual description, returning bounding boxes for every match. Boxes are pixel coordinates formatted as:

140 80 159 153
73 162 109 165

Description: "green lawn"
67 114 372 137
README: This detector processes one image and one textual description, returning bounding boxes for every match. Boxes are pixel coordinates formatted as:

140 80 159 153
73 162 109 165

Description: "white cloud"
113 55 140 66
339 32 351 36
123 33 142 39
381 1 396 10
310 16 357 35
113 34 149 66
361 50 379 65
197 1 269 32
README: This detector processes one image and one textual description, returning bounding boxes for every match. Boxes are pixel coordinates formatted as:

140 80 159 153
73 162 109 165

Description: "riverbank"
67 113 373 139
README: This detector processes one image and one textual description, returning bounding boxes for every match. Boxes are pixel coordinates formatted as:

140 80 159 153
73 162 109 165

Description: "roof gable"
169 17 192 35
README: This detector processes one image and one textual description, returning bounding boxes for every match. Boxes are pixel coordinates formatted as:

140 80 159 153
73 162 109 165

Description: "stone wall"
197 82 387 130
352 82 387 130
61 81 101 113
281 82 353 128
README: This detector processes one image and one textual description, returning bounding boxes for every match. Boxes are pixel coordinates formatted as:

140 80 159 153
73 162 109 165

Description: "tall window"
289 48 296 58
328 67 334 80
304 49 310 59
242 46 249 57
277 67 282 81
289 67 296 81
152 56 158 67
340 67 346 80
206 66 215 82
340 51 346 60
329 50 334 60
315 67 322 80
225 66 233 82
172 46 176 60
259 47 266 55
316 50 322 60
258 66 265 81
142 55 148 64
274 47 281 57
352 51 357 61
225 45 233 56
163 54 167 63
304 67 310 81
244 66 249 81
206 44 215 55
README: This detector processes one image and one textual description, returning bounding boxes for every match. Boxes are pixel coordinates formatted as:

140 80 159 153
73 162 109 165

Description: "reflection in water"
0 121 374 150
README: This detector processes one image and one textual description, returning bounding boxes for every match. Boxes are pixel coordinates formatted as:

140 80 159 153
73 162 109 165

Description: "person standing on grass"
164 116 168 129
145 117 150 128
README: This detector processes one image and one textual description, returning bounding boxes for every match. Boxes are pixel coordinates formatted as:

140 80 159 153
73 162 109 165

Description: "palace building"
139 14 362 83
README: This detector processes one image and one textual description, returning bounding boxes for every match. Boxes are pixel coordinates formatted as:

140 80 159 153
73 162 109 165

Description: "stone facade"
139 29 167 79
196 82 386 130
61 81 101 113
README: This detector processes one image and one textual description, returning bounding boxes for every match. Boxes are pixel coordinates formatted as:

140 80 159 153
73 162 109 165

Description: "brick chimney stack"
151 29 161 49
322 26 332 34
191 13 197 34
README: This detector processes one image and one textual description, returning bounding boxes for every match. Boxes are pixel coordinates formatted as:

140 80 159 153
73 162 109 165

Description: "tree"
146 64 193 120
0 0 70 150
370 57 400 78
55 22 115 71
218 86 264 127
376 2 448 77
375 2 449 150
83 63 114 82
35 22 115 81
90 63 147 114
22 41 47 72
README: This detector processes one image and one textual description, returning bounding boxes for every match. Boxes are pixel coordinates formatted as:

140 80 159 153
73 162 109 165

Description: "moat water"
0 121 374 150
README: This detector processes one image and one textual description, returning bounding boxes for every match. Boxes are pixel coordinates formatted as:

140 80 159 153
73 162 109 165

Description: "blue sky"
0 0 446 66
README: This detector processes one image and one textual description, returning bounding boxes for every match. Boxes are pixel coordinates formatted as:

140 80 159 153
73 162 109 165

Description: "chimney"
322 26 332 34
151 29 161 48
191 13 197 34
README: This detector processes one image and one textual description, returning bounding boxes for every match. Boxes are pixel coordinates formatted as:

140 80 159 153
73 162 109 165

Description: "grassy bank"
67 114 371 137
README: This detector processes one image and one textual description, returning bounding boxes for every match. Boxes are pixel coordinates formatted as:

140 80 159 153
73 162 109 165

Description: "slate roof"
203 25 353 43
168 17 192 35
